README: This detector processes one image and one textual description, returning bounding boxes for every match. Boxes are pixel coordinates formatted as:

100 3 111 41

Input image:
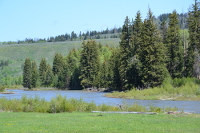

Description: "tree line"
1 27 122 45
23 1 200 91
1 11 189 45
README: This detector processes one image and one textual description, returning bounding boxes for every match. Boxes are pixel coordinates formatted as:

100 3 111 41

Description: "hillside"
0 38 120 85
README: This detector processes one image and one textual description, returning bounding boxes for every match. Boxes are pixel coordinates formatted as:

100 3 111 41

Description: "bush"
85 102 97 112
172 78 197 87
100 104 110 111
127 103 147 112
0 86 7 92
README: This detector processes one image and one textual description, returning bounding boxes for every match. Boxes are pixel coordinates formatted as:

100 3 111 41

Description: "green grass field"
0 112 199 133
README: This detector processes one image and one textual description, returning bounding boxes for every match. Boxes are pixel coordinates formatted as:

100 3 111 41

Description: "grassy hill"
0 38 120 85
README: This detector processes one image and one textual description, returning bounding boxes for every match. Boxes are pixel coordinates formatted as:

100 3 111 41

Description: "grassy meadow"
0 112 199 133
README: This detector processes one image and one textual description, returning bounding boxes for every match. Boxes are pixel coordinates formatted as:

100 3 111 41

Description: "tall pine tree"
98 46 113 88
52 53 64 76
23 58 32 89
185 0 200 77
45 64 54 87
79 40 100 88
110 47 121 90
127 11 143 88
139 9 167 88
119 16 132 90
66 49 82 89
57 62 70 89
160 17 168 45
39 58 47 86
31 60 39 88
132 11 143 55
166 10 184 78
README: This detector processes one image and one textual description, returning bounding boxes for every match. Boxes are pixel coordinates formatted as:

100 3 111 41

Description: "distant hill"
0 38 120 85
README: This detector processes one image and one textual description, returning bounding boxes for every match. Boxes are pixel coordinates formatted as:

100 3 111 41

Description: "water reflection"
0 89 200 113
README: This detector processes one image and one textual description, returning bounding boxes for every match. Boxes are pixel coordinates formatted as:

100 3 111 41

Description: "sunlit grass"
0 112 199 133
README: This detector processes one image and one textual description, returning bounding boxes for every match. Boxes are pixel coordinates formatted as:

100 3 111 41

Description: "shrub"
0 86 7 92
85 102 97 112
127 103 147 112
99 104 111 111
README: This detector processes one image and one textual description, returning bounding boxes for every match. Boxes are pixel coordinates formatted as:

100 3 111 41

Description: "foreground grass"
106 78 200 101
0 112 199 133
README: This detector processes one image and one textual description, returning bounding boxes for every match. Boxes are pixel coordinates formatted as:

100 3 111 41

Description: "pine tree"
66 49 80 75
119 16 132 90
23 58 32 89
139 9 167 88
79 40 100 88
57 62 70 89
45 64 54 87
97 45 113 88
166 10 184 78
132 11 143 55
127 11 143 88
109 47 121 90
185 0 200 77
160 17 168 45
39 58 47 86
66 49 82 89
31 61 39 88
52 53 64 76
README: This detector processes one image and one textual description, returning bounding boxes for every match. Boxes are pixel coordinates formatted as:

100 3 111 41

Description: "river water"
0 89 200 113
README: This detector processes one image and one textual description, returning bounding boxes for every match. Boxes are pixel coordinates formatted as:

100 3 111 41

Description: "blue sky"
0 0 194 42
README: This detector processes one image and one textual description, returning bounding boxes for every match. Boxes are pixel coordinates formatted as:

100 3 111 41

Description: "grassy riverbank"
105 78 200 100
0 112 199 133
0 95 178 113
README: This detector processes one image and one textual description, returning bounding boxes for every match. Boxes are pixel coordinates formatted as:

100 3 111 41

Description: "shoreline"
104 93 200 101
0 91 15 94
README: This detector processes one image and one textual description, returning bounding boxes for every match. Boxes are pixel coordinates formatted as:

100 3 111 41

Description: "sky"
0 0 195 42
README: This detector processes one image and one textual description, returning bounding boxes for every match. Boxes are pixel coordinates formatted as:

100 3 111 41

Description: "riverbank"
105 78 200 101
105 92 200 101
0 91 15 94
0 94 179 113
0 86 57 94
0 112 199 133
105 87 200 101
105 89 200 101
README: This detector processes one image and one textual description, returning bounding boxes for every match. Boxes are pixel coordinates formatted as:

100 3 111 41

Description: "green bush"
127 103 147 112
172 78 197 87
0 86 7 92
99 104 111 111
85 102 97 112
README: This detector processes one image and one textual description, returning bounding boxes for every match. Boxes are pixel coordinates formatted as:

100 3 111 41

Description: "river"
0 89 200 113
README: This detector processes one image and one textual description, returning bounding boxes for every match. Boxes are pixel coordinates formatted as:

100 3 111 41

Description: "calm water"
0 89 200 113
